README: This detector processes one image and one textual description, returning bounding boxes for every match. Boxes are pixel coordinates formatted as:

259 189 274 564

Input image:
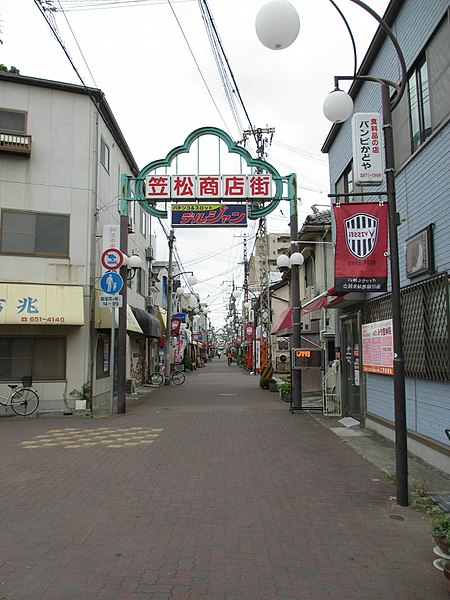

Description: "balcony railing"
0 132 32 157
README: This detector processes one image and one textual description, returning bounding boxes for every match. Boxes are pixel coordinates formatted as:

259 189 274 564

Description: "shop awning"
271 307 292 336
131 307 162 338
301 290 329 313
157 307 167 330
0 283 84 325
95 301 143 334
271 288 349 336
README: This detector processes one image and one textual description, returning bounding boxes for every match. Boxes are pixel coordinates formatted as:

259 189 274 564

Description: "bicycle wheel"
11 388 39 416
171 371 185 385
150 372 164 386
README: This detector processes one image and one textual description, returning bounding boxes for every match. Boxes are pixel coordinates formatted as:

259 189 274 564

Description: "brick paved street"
0 359 447 599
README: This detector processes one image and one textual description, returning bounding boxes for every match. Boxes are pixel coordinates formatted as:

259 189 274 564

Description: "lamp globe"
255 0 300 50
290 252 304 266
323 90 354 123
277 254 290 270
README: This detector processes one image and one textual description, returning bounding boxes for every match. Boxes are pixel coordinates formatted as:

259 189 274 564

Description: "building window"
136 268 146 296
335 163 358 199
0 210 70 257
100 138 110 172
393 14 450 167
0 109 26 134
140 207 147 236
278 340 288 350
408 58 432 152
0 336 66 381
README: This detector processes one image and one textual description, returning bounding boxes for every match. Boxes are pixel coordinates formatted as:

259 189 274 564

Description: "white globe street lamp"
323 89 354 123
289 252 304 266
255 0 300 50
276 254 290 270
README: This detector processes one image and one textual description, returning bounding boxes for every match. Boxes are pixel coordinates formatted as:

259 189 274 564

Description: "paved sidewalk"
0 358 449 599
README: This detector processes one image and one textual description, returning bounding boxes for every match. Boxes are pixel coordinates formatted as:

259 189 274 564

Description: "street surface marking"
20 427 163 449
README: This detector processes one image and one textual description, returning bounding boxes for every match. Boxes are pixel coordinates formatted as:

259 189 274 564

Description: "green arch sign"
121 126 289 220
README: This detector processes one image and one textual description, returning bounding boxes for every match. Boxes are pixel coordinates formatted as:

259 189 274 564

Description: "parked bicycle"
0 376 39 416
149 368 185 387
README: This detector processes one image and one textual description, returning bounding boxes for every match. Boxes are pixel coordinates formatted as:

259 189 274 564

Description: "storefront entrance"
340 313 362 422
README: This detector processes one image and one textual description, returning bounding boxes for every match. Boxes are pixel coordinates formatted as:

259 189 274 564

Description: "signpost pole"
110 307 115 416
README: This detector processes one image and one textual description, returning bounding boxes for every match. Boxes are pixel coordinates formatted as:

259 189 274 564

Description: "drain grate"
428 493 450 512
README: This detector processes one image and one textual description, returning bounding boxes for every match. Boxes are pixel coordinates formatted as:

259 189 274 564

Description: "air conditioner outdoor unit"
405 225 433 279
305 286 315 301
302 312 312 331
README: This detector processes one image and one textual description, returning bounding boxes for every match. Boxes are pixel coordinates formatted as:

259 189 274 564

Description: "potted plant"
430 509 450 555
69 382 91 411
278 381 292 402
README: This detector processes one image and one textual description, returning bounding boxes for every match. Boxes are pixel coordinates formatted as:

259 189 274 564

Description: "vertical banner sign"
333 202 388 292
352 113 384 186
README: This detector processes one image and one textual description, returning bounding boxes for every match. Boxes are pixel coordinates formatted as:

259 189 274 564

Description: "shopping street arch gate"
118 126 300 378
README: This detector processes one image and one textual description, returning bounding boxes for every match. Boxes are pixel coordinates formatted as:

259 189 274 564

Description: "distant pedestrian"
227 350 232 366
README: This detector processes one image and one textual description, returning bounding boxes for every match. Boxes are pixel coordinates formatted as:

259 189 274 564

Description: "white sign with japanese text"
362 318 393 376
0 284 84 325
352 113 384 186
99 295 123 308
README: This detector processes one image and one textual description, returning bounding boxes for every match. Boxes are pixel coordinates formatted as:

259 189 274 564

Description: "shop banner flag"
333 202 388 292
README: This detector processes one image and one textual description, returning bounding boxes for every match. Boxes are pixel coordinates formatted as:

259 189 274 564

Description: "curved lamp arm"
349 0 407 109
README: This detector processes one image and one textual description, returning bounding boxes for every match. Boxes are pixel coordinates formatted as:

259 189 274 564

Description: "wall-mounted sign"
291 348 322 369
171 204 247 227
170 317 182 335
146 174 272 202
244 324 254 339
0 284 84 325
362 319 393 376
351 112 384 186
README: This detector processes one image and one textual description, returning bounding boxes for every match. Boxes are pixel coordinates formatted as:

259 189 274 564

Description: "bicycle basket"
21 376 32 387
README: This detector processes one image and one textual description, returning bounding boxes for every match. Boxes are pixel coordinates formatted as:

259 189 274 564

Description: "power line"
58 0 194 11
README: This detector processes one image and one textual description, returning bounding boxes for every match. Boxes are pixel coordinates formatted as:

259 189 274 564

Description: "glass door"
341 314 362 421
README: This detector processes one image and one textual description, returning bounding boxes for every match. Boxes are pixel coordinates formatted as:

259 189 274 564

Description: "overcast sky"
1 0 389 328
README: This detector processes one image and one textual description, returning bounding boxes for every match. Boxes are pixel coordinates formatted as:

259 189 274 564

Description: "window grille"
363 272 449 381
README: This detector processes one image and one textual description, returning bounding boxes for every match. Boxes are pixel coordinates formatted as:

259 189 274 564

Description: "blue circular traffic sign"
100 271 123 294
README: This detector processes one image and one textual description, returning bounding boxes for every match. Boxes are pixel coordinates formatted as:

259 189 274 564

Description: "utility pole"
164 230 175 385
242 127 275 379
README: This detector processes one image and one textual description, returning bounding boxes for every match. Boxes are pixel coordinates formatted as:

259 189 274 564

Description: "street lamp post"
277 239 304 412
256 0 409 505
